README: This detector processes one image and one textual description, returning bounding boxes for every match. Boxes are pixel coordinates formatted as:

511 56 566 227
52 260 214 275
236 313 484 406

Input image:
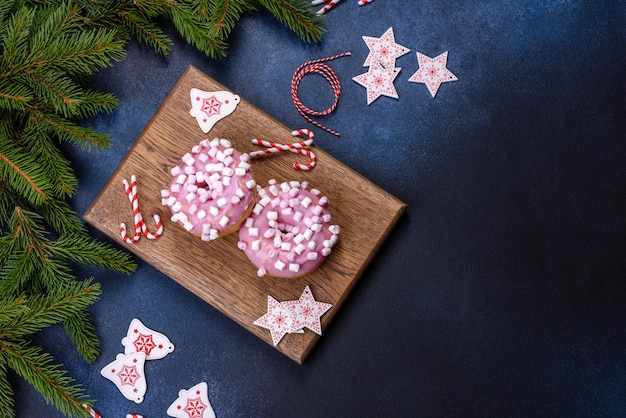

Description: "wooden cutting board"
84 65 406 363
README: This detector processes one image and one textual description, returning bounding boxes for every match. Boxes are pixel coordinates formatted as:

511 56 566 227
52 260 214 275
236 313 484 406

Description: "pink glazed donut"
161 138 256 241
238 179 340 277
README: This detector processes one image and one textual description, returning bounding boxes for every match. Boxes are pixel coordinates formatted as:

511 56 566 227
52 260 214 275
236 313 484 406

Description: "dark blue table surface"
13 1 626 417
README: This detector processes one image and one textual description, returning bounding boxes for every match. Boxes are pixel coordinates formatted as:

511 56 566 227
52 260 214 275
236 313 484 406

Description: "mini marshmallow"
218 216 230 228
171 201 183 213
301 196 312 208
295 243 306 255
274 260 286 271
223 155 234 167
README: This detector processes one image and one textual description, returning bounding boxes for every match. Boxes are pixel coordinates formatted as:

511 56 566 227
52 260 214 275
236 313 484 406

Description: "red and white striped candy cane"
128 175 163 239
83 404 102 418
312 0 342 14
120 176 142 243
250 129 317 170
291 52 351 137
126 414 144 418
120 175 163 243
358 0 375 5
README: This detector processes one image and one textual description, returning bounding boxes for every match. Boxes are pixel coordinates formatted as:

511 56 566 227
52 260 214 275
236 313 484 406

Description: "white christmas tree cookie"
100 352 148 403
189 88 240 133
167 382 216 418
122 318 175 360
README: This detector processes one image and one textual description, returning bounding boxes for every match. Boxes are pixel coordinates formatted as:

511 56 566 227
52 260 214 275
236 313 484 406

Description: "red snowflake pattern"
201 95 223 117
133 333 157 355
184 397 207 418
117 365 140 386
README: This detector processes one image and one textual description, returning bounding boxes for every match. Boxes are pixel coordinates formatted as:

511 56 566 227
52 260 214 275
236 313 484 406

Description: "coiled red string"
291 51 351 137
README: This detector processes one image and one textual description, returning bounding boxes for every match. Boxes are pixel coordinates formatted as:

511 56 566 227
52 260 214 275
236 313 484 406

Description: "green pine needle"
3 342 93 417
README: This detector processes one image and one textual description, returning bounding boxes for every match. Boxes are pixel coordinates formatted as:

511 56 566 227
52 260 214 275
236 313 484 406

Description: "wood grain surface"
84 65 406 363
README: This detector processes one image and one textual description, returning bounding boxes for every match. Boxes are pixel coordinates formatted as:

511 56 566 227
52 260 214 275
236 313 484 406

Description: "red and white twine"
250 129 317 170
291 52 351 137
120 175 163 243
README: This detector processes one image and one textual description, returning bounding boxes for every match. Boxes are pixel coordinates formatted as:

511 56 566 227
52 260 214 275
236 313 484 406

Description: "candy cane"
126 415 144 418
358 0 375 5
120 175 163 243
83 404 102 418
250 129 317 170
120 176 142 243
312 0 342 14
128 175 163 239
291 52 351 137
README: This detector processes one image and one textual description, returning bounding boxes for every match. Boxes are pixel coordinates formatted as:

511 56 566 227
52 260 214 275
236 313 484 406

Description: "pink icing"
161 138 256 241
237 179 340 277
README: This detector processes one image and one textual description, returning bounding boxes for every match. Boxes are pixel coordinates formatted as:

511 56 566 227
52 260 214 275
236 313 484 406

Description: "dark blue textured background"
12 1 626 416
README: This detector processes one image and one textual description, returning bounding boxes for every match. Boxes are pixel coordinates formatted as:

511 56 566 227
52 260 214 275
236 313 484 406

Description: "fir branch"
0 77 32 111
37 199 85 234
74 89 118 118
22 122 79 198
258 0 325 43
25 5 127 76
28 109 111 150
63 309 100 363
208 0 248 40
22 69 87 118
36 197 84 235
51 233 138 275
169 1 229 58
0 295 28 333
0 183 84 235
0 207 50 295
0 6 33 74
3 342 92 418
0 354 15 418
1 280 101 340
118 8 173 56
0 138 51 206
